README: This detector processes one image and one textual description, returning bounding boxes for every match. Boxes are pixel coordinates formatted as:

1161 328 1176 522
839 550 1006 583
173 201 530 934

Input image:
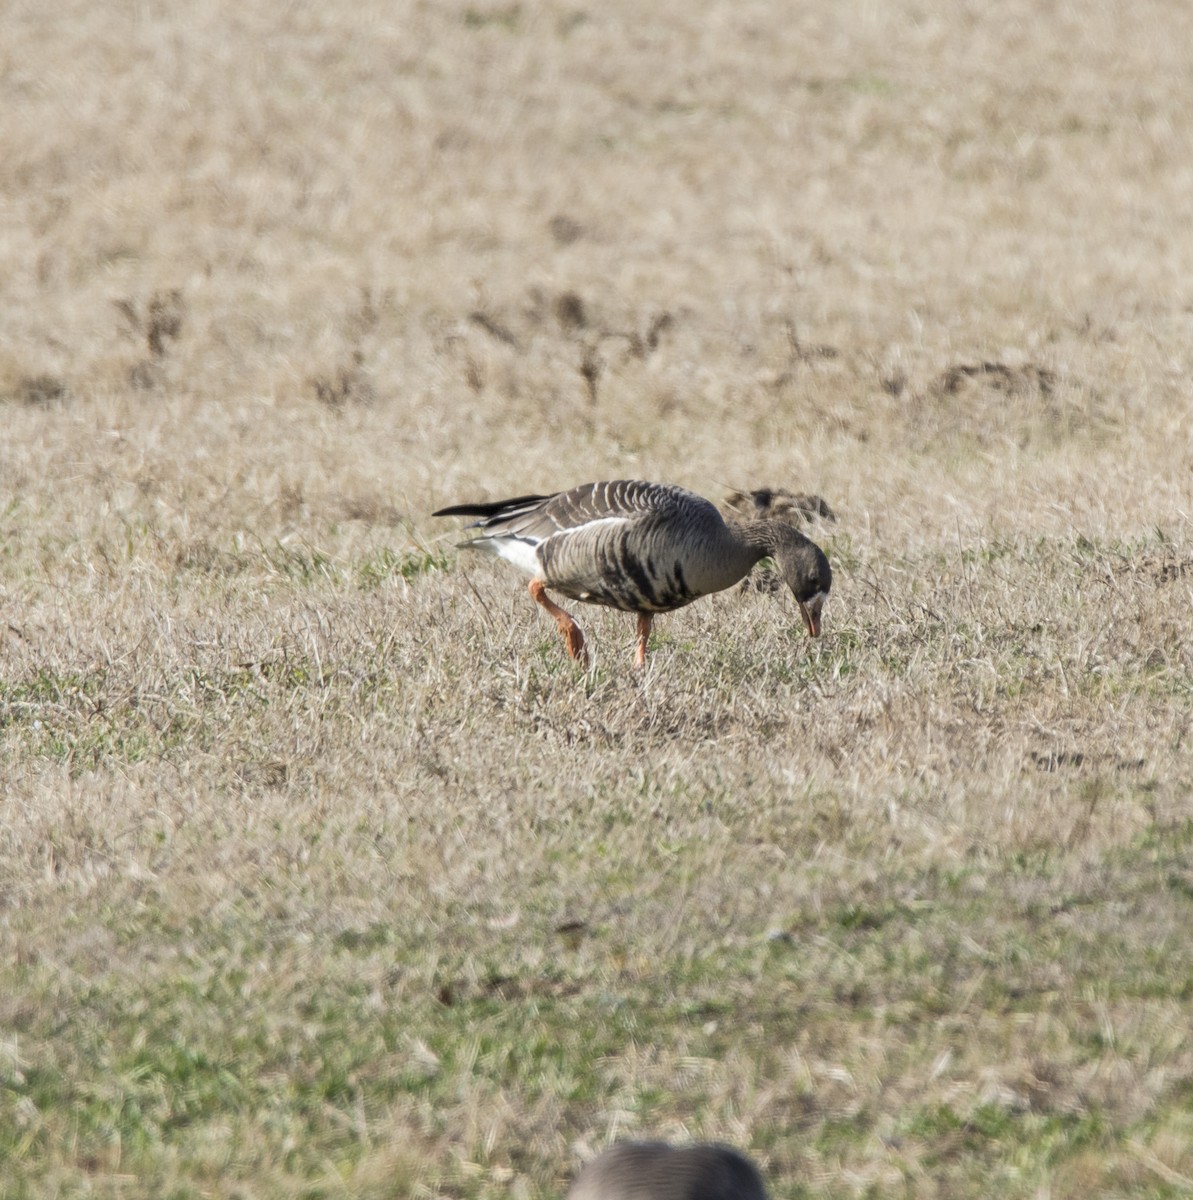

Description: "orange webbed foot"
633 613 652 670
529 579 590 667
563 623 589 666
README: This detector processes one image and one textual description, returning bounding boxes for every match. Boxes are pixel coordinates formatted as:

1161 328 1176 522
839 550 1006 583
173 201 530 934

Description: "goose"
567 1141 769 1200
433 480 831 668
722 486 837 525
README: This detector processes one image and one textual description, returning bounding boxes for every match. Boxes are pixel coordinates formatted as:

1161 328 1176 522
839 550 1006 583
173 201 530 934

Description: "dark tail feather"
432 493 550 519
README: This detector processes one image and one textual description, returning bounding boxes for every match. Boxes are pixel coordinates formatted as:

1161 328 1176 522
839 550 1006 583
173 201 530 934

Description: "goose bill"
798 594 825 638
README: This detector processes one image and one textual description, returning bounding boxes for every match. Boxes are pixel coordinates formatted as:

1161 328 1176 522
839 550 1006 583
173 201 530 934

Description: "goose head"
772 526 832 637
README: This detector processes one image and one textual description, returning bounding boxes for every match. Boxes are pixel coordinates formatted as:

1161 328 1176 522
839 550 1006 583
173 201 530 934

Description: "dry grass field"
4 0 1193 1196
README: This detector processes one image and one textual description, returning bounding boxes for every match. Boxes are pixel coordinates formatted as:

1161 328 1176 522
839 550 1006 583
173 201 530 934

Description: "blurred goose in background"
721 486 837 526
433 479 831 668
566 1141 770 1200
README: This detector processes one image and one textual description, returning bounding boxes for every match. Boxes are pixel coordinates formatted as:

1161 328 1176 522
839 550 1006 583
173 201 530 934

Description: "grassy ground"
3 0 1193 1196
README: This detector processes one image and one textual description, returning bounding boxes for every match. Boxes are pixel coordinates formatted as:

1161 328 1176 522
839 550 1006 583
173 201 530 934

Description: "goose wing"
535 482 723 612
435 481 695 540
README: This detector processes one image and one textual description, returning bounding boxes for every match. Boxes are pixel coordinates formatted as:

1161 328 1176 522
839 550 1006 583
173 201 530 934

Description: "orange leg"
634 613 652 670
528 580 588 665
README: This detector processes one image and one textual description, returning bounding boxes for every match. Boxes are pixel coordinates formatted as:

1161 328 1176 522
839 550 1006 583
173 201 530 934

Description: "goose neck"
728 517 793 559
